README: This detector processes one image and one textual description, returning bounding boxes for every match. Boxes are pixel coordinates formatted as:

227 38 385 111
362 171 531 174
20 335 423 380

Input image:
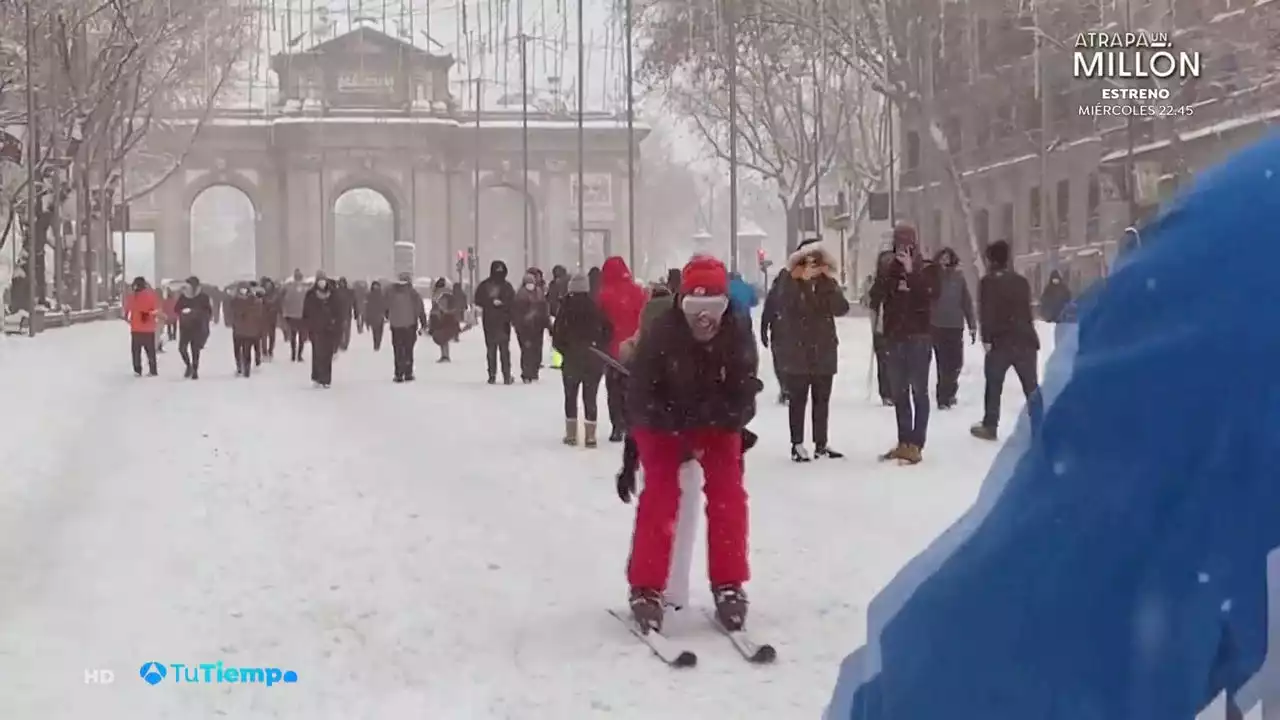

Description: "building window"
1056 178 1071 242
975 208 990 254
1021 89 1042 131
906 130 921 170
1000 202 1014 243
975 109 992 147
944 116 962 154
996 105 1014 138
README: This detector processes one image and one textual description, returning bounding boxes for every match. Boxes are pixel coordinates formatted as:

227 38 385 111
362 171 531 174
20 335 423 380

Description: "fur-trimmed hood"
787 238 839 271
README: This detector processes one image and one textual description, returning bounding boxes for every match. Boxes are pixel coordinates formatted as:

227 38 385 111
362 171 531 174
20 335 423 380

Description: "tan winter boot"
563 418 578 446
584 421 598 448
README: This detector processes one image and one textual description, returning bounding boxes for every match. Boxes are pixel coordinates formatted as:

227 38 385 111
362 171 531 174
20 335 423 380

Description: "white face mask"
525 283 535 290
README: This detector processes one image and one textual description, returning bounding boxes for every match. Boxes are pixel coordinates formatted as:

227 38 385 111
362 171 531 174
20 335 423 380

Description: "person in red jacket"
123 276 161 376
596 256 647 442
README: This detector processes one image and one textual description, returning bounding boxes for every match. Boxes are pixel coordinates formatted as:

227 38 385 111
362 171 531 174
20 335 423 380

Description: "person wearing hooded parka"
303 273 343 387
513 270 551 382
475 259 516 384
364 280 388 350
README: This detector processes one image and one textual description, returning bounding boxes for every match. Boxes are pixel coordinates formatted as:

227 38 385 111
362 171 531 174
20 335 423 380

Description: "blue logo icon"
139 662 167 685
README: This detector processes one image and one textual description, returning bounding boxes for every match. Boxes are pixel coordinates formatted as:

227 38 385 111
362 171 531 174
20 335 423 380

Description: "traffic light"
455 250 465 275
466 246 476 271
757 247 772 272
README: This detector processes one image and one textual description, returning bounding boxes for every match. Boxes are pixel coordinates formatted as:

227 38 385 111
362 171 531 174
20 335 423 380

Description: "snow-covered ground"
0 316 1052 719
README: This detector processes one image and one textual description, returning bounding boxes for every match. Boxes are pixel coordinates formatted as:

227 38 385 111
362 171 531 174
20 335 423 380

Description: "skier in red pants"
624 255 761 633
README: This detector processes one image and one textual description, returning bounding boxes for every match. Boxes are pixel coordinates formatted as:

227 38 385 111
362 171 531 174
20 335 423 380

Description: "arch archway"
476 171 543 273
189 185 257 284
332 187 396 281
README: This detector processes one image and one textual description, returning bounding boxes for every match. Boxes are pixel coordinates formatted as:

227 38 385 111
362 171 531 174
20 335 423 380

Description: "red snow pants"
627 427 748 590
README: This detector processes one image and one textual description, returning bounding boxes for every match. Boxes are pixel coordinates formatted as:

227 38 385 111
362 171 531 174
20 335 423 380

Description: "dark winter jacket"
626 305 760 432
260 283 282 327
428 286 461 344
174 291 213 337
302 285 343 338
639 290 674 336
546 265 569 317
551 291 611 379
513 276 551 336
334 280 355 322
385 282 427 330
758 271 787 347
869 254 939 341
588 266 602 299
364 283 387 325
352 281 369 319
475 260 516 334
229 293 267 337
1039 270 1072 322
770 272 850 376
979 268 1040 350
930 256 976 331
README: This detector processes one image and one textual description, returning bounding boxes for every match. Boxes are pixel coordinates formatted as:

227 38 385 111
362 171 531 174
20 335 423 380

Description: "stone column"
412 158 450 279
157 179 188 280
285 157 322 275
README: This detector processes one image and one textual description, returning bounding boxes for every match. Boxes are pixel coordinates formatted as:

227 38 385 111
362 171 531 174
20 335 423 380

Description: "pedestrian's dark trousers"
340 318 352 350
770 342 788 399
484 326 512 380
982 343 1039 430
886 335 933 447
436 336 451 360
370 321 384 351
165 320 177 341
260 322 277 358
130 331 157 374
178 327 207 372
286 317 307 360
390 326 417 378
517 328 543 380
605 366 627 432
310 330 337 384
563 368 603 421
931 326 965 405
873 334 892 401
783 373 834 446
233 335 257 375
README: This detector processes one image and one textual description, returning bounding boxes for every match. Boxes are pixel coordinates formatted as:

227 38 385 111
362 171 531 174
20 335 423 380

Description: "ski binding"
608 608 697 667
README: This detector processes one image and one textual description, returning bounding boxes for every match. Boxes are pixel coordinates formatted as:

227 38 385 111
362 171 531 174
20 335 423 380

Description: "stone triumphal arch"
129 26 646 281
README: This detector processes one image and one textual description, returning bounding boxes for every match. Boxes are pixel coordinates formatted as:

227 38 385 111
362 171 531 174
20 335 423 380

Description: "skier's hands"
616 468 637 503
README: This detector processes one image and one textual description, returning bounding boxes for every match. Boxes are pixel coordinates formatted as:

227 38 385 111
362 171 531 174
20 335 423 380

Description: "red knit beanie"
680 255 728 296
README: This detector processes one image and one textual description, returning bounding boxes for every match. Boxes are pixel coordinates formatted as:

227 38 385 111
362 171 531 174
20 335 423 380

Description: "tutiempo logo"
139 661 297 687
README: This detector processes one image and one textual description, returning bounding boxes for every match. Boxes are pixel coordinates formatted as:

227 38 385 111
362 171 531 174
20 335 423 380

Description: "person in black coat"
364 281 387 350
335 277 355 350
546 264 570 318
174 275 213 379
1039 269 1072 323
759 270 790 404
972 240 1041 441
771 237 850 461
303 274 343 387
552 273 611 447
475 260 516 384
868 224 939 464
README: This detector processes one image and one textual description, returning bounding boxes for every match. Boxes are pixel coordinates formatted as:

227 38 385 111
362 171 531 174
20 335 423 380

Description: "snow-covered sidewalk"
0 319 1053 719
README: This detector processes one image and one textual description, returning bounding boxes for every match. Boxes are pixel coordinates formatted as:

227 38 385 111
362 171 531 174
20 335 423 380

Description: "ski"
607 608 697 667
705 609 777 664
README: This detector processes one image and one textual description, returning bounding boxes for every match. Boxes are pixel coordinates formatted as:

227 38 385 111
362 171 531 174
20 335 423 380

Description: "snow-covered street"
0 317 1049 719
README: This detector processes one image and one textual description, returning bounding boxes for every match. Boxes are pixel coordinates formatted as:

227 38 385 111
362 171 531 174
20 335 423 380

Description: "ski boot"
629 587 665 633
711 584 748 631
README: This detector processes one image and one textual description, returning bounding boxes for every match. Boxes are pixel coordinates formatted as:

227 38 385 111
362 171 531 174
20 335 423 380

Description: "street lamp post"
624 0 636 270
725 0 739 272
575 0 585 270
24 0 37 335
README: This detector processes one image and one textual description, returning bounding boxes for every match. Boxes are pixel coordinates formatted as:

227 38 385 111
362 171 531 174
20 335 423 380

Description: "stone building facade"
895 0 1278 296
128 26 647 281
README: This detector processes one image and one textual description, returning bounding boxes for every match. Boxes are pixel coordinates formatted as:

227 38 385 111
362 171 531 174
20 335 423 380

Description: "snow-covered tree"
631 0 854 251
0 0 255 310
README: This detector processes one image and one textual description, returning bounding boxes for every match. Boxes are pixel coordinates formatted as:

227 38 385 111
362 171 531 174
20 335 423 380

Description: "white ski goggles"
680 293 729 318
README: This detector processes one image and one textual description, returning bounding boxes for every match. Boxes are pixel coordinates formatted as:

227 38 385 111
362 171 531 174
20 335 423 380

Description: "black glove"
616 468 637 503
741 428 758 452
